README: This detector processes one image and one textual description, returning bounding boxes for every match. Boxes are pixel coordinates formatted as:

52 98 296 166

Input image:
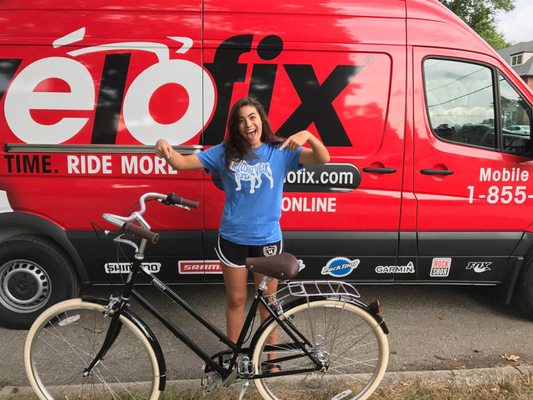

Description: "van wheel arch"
514 257 533 319
0 235 80 329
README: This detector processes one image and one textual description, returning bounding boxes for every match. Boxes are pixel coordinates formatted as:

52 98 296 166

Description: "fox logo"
466 262 492 273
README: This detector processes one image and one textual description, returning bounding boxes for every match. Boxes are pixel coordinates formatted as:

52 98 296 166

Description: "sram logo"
178 260 222 274
1 28 359 146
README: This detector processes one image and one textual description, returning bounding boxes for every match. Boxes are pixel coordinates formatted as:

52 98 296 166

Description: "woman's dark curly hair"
224 97 283 169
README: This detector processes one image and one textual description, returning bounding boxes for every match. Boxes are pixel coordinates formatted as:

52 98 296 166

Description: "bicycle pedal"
201 371 222 393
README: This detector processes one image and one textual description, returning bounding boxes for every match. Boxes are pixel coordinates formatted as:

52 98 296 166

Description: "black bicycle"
24 192 389 400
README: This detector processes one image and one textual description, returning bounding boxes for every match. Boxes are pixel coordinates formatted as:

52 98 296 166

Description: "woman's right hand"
155 139 173 160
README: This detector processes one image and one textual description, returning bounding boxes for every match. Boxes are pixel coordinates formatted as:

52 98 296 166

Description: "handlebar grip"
123 223 160 244
180 197 200 209
164 193 199 209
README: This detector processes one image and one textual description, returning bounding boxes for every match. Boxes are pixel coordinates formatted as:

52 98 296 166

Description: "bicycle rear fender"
82 295 168 391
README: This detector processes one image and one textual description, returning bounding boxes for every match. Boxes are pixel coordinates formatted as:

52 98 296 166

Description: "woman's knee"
226 292 246 310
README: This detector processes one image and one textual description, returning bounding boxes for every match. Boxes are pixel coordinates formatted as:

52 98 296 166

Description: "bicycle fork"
84 237 147 377
82 299 127 377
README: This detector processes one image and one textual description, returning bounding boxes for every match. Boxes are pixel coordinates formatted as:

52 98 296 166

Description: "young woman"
155 96 329 343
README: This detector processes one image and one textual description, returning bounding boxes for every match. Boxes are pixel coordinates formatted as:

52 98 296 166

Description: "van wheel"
0 235 79 329
515 259 533 319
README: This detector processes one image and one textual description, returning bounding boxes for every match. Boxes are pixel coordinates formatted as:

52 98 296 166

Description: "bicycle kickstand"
239 379 250 400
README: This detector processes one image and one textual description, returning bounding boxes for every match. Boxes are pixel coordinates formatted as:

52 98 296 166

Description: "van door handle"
420 169 454 175
362 167 397 174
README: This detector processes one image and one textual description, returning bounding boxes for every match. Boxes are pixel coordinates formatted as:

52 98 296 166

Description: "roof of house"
497 40 533 77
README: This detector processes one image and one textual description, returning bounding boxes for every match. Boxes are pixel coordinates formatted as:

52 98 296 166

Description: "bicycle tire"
24 298 161 400
252 299 389 400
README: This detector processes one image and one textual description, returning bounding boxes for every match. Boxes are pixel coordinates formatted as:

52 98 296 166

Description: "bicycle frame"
83 236 322 384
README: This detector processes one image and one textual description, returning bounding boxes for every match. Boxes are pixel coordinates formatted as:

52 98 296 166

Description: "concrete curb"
1 364 532 399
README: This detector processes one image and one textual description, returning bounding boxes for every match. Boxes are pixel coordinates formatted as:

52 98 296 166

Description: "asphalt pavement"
1 283 532 398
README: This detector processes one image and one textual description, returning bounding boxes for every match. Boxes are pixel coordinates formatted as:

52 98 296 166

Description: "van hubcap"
0 260 51 313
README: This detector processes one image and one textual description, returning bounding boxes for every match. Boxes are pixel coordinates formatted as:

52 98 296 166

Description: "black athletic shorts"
215 235 283 268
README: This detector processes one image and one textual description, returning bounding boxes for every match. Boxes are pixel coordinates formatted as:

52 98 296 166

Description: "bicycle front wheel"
24 298 161 400
252 299 389 400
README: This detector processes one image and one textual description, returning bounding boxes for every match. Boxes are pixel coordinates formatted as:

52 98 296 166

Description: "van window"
499 75 532 155
424 59 496 149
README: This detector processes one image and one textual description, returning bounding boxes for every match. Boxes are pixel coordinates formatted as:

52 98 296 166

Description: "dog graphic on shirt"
230 160 274 193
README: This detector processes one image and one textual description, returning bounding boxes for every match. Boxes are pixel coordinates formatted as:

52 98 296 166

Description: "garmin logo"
375 262 415 274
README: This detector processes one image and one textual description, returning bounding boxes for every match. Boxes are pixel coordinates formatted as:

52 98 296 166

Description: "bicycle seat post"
258 275 272 292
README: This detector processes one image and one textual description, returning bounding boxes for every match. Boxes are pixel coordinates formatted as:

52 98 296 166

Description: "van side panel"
407 0 533 286
0 2 206 283
202 0 407 281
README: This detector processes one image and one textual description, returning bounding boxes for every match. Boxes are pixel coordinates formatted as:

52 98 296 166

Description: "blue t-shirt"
197 142 302 245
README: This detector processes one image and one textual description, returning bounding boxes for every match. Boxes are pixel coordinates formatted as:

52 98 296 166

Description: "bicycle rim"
252 299 389 400
24 298 160 400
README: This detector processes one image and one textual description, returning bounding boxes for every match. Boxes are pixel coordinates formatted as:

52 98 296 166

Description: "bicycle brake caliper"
105 296 120 317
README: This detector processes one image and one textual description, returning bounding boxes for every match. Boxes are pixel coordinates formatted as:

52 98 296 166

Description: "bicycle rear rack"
266 280 361 309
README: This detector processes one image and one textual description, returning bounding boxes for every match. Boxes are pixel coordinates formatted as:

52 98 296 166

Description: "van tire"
515 259 533 319
0 235 79 329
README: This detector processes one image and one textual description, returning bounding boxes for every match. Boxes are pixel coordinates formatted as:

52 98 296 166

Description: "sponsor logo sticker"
104 262 161 274
375 262 415 274
178 260 222 274
466 262 492 273
430 258 452 277
321 257 360 278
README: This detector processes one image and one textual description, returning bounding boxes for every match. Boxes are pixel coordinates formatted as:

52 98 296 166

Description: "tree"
438 0 515 49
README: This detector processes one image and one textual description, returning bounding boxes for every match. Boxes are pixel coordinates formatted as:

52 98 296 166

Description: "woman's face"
237 105 263 148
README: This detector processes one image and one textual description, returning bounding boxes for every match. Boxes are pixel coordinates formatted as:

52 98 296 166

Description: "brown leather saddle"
245 252 300 280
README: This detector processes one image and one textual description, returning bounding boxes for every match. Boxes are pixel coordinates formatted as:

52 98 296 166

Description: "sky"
495 0 533 44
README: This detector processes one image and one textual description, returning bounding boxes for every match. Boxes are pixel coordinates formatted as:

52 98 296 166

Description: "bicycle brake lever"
113 234 139 252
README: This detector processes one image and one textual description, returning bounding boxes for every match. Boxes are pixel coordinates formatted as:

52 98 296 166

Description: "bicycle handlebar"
102 192 198 242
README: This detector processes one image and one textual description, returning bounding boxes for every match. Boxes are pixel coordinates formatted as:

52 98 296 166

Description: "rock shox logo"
466 262 492 273
321 257 360 278
430 258 451 278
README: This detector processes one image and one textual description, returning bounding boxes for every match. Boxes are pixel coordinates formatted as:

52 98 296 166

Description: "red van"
0 0 532 328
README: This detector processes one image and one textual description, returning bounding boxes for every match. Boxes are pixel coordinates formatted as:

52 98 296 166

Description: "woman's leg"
221 263 249 343
254 273 280 370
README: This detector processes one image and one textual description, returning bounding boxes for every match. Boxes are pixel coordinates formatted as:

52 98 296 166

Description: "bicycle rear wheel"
252 299 388 400
24 298 160 400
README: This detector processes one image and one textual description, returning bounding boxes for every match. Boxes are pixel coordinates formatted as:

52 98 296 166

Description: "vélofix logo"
178 260 222 274
1 28 359 147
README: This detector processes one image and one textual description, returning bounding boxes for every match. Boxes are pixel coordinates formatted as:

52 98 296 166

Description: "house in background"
497 40 533 91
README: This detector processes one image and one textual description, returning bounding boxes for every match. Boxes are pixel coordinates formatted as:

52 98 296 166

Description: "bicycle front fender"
81 296 168 391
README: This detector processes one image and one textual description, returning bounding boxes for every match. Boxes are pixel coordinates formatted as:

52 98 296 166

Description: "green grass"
4 375 532 400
